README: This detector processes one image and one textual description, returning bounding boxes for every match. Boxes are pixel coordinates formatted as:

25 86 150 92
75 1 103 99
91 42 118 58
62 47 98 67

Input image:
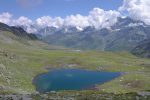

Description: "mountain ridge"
0 22 37 40
33 17 150 51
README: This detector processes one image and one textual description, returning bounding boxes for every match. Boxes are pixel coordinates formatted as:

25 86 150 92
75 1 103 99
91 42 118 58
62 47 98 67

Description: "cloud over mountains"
0 12 12 24
119 0 150 25
0 8 120 33
0 0 150 33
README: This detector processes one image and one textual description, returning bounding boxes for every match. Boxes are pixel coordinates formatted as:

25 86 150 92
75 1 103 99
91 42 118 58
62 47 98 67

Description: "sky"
0 0 123 19
0 0 150 33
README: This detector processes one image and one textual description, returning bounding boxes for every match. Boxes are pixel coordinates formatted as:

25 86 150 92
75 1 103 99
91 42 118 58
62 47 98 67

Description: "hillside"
132 39 150 58
0 23 68 93
0 22 37 40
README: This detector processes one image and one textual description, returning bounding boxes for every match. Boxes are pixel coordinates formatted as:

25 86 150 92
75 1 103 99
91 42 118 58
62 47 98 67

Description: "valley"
0 21 150 99
0 28 150 94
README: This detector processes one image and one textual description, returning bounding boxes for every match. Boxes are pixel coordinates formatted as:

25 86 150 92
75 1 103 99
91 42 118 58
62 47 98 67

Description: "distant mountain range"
1 17 150 57
33 17 150 51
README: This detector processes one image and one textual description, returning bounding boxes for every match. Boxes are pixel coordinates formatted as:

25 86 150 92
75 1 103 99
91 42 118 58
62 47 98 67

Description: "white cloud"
0 12 12 24
51 17 64 28
62 8 120 29
88 8 120 29
36 16 52 27
64 14 89 28
0 13 36 33
12 16 36 33
36 16 64 28
0 8 121 32
13 16 33 26
119 0 150 24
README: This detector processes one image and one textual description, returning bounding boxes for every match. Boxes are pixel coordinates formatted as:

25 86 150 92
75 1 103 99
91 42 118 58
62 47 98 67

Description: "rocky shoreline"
0 91 150 100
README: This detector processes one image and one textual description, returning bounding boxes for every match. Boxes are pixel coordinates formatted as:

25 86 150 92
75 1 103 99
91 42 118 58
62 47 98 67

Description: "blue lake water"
33 69 121 93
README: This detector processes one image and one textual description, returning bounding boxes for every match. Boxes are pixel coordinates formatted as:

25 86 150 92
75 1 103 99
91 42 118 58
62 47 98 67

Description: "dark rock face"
132 39 150 58
37 17 150 51
0 22 37 40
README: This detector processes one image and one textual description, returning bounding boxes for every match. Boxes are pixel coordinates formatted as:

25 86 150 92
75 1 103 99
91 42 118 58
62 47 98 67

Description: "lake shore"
0 91 150 100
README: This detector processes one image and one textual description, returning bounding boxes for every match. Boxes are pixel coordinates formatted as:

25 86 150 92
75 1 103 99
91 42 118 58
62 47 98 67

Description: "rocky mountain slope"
132 39 150 58
0 22 37 40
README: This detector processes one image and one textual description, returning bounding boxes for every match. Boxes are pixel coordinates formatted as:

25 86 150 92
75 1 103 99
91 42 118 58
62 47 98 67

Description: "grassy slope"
0 31 150 94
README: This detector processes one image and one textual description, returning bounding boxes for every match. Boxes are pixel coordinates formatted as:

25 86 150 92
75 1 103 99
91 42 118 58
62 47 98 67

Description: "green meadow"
0 31 150 94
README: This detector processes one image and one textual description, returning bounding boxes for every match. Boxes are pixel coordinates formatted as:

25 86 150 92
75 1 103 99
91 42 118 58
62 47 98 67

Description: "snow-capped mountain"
20 17 150 51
